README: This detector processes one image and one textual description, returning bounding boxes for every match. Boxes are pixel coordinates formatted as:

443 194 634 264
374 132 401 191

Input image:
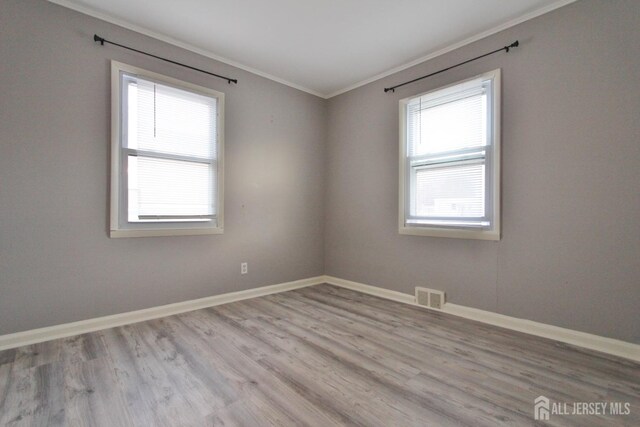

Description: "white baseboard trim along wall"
323 275 640 363
0 276 324 351
1 274 638 363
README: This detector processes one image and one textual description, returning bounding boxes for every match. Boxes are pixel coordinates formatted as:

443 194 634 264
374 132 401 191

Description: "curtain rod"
93 34 238 85
384 40 519 93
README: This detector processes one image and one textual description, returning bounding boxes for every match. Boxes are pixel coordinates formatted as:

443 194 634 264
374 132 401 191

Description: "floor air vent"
415 287 446 310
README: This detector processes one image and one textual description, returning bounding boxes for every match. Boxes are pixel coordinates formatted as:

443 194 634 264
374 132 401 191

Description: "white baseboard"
3 274 638 363
323 275 640 363
322 276 416 305
0 276 324 351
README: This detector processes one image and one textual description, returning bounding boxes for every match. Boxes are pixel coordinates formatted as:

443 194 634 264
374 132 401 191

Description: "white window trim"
398 69 501 241
110 61 224 238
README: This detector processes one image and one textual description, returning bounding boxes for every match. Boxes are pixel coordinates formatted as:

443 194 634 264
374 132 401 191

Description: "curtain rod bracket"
93 34 238 85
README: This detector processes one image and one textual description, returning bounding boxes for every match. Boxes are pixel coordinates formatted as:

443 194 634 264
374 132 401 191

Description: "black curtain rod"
93 34 238 85
384 40 519 93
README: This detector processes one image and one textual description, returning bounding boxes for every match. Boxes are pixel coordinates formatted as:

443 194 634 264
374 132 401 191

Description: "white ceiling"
50 0 576 98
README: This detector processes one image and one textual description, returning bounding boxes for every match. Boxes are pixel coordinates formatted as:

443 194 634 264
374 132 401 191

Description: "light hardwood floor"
0 284 638 426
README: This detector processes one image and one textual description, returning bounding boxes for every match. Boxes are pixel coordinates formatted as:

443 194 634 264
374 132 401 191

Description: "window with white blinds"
110 62 224 237
399 69 500 240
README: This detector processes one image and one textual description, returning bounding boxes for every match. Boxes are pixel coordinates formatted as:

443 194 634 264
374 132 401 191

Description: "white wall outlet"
240 262 248 275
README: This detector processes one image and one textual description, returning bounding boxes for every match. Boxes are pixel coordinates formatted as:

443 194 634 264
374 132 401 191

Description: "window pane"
414 162 485 218
126 76 216 159
408 89 487 156
128 155 214 222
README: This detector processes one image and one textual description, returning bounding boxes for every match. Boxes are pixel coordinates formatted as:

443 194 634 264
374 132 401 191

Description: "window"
399 69 500 240
110 62 224 237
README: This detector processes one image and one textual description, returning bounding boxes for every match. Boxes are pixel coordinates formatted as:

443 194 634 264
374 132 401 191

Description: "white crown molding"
325 0 579 98
49 0 578 99
47 0 325 98
0 276 324 351
323 276 640 363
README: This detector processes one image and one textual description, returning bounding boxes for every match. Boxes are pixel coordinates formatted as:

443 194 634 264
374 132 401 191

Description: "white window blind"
407 85 486 156
122 73 218 223
414 162 485 218
400 69 500 238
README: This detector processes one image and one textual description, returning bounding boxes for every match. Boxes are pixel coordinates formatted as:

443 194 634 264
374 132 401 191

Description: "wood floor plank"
63 357 132 427
0 362 66 427
133 319 234 416
318 285 640 378
260 294 545 417
101 325 203 427
12 341 61 372
209 303 454 426
0 283 638 426
244 298 538 426
177 308 368 426
164 313 324 425
0 349 16 367
217 301 520 425
269 291 549 412
101 327 180 427
295 286 640 399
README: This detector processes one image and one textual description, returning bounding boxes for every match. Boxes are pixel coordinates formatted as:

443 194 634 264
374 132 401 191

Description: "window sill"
110 227 223 238
399 225 499 241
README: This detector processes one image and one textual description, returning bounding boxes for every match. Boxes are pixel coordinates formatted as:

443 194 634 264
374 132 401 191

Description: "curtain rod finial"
93 34 105 45
506 40 519 52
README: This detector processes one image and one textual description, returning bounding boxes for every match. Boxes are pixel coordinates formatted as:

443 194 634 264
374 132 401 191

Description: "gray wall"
325 0 640 343
0 0 325 335
2 0 638 344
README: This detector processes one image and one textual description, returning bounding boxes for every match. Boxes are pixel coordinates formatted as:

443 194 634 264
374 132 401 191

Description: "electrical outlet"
241 262 248 275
